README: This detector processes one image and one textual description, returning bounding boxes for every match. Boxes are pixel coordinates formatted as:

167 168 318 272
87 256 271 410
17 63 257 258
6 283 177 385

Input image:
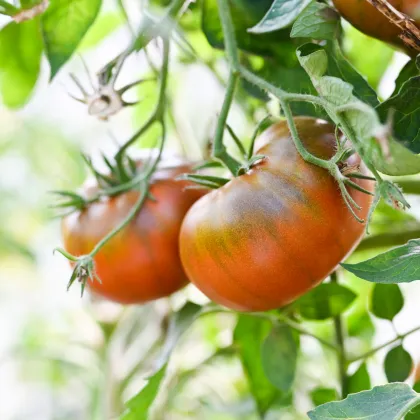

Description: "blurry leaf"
0 20 43 108
366 135 420 176
342 239 420 284
154 302 202 373
261 325 297 392
308 383 420 420
79 12 124 51
122 302 201 419
121 365 167 420
384 345 413 383
291 2 339 41
392 57 420 96
347 363 371 395
377 76 420 153
347 310 375 340
370 284 404 321
234 315 281 416
42 0 102 78
344 26 394 90
311 388 339 407
202 0 299 60
0 231 35 261
249 0 311 34
295 283 356 320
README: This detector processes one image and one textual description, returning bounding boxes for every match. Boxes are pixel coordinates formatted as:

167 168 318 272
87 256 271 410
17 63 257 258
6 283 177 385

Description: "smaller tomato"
333 0 420 53
61 158 205 304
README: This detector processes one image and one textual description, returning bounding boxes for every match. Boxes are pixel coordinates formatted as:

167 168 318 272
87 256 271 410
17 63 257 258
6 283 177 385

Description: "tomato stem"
331 272 349 398
212 71 242 175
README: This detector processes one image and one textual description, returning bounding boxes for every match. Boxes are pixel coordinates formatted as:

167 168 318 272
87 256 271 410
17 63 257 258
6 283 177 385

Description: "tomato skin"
62 163 205 304
333 0 420 50
179 118 374 312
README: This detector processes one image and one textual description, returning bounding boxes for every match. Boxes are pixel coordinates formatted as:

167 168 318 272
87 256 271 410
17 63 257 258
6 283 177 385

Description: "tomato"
62 160 205 304
179 118 374 312
333 0 420 50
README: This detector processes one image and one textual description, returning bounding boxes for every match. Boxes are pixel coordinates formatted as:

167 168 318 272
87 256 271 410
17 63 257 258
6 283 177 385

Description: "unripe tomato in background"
62 161 205 304
179 118 374 312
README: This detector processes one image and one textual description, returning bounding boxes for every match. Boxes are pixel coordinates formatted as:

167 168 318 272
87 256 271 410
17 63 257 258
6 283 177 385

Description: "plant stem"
331 272 348 398
348 325 420 363
212 71 242 174
115 38 171 161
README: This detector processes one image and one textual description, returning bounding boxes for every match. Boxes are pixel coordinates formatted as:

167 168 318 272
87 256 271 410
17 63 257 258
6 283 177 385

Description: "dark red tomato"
62 161 205 304
179 117 374 312
333 0 420 50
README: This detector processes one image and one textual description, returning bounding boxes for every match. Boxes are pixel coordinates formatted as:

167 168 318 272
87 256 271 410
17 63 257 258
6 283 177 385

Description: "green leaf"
384 345 413 383
202 0 299 59
365 135 420 176
347 363 371 395
0 20 43 108
391 57 420 97
295 283 357 320
311 388 339 407
261 325 297 392
249 0 311 34
291 2 339 41
308 383 420 420
121 365 167 420
377 76 420 154
234 315 281 416
406 382 420 419
370 284 404 321
41 0 102 78
122 302 202 420
342 239 420 284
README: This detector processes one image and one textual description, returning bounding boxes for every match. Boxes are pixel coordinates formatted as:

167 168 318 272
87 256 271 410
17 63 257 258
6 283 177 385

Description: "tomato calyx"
68 60 154 120
54 249 99 297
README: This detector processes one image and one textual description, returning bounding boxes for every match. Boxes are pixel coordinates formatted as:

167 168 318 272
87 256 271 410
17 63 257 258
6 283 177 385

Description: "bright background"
2 1 420 419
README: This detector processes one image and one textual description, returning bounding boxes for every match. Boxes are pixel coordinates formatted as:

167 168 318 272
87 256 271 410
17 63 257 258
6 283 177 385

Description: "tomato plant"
62 161 204 304
180 117 374 311
3 0 420 419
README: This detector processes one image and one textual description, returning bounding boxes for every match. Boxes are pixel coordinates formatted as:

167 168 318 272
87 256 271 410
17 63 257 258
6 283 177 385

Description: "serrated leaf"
0 20 43 108
42 0 102 78
311 388 339 407
261 325 297 392
384 345 413 383
308 383 420 420
377 76 420 154
291 2 339 41
342 239 420 284
347 363 371 395
370 284 404 321
234 315 281 416
295 283 356 320
249 0 311 34
122 302 202 420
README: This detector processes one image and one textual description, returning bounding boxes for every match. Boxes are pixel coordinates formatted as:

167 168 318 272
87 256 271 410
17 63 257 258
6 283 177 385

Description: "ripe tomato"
62 160 205 304
179 118 374 312
333 0 420 50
